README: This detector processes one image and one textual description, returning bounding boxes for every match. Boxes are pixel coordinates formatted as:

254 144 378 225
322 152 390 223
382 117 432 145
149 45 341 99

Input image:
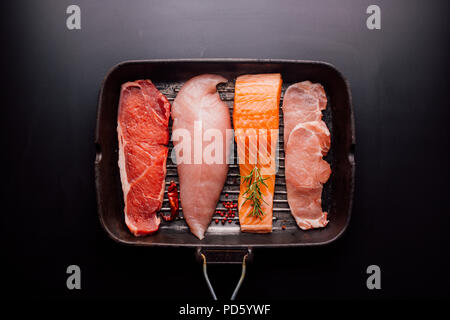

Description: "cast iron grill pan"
95 59 355 249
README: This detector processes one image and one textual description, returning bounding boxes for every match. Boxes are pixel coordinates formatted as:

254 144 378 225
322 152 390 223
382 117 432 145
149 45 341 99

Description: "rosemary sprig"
241 166 269 219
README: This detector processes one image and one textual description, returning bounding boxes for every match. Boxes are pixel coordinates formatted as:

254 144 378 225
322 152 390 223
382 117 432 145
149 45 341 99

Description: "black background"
1 0 449 301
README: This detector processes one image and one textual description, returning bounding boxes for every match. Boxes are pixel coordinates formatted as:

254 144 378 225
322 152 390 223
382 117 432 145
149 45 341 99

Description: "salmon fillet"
233 74 282 233
282 81 331 230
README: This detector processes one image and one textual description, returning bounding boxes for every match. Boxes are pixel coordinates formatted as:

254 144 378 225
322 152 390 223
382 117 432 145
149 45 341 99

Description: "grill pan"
95 59 355 298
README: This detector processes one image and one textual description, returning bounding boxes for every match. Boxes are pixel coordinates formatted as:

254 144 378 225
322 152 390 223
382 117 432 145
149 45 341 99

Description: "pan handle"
196 247 253 300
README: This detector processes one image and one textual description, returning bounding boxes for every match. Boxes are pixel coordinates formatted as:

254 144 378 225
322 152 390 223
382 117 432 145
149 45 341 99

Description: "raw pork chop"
171 74 231 240
282 81 327 144
282 81 331 230
117 79 171 236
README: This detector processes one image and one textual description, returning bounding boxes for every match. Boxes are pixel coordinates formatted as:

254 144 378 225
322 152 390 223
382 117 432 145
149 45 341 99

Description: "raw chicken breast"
282 81 331 230
171 74 231 239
